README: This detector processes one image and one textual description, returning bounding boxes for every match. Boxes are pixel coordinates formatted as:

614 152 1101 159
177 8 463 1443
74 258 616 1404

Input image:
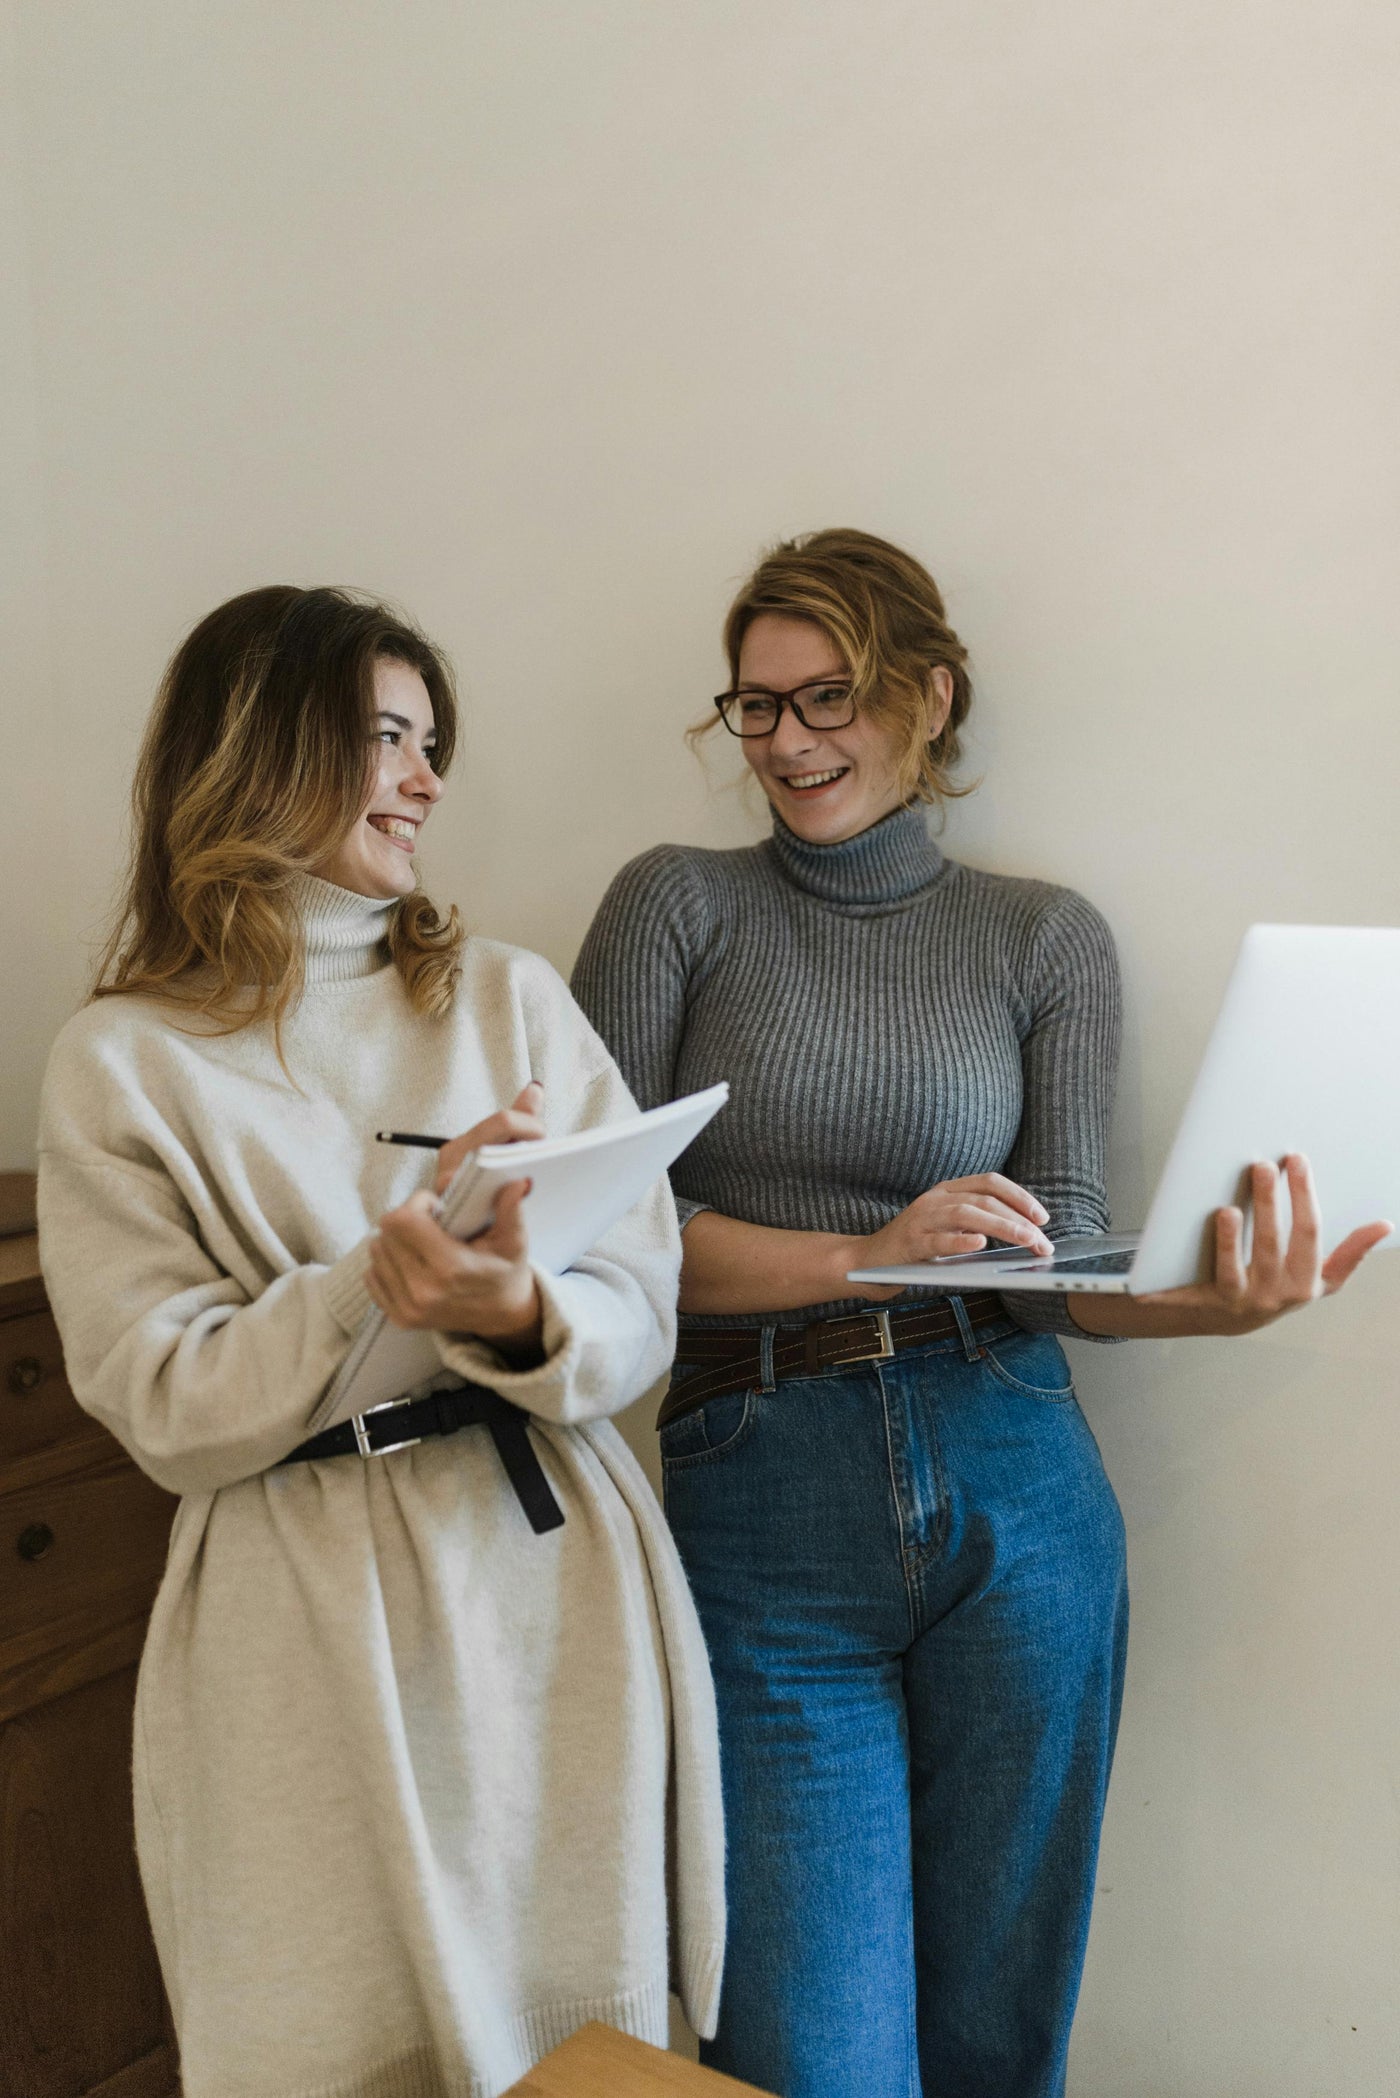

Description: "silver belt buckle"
351 1398 423 1460
839 1309 896 1364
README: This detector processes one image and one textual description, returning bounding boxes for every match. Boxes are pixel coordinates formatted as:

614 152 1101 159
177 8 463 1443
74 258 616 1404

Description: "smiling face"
736 613 917 844
309 655 443 897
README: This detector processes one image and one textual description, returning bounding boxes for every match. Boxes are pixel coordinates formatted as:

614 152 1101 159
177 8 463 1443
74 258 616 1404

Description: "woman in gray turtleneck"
572 528 1372 2098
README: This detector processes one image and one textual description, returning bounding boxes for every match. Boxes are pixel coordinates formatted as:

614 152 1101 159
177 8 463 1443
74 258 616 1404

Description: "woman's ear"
928 666 955 743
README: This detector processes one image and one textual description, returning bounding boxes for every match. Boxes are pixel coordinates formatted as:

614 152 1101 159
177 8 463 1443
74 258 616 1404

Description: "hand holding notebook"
318 1082 729 1429
368 1079 551 1352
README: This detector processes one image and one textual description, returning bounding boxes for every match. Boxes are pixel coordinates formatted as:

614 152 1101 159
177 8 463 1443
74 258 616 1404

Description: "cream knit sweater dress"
36 880 725 2098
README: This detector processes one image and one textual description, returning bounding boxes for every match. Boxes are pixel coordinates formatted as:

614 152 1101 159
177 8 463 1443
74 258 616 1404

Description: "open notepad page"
314 1082 729 1431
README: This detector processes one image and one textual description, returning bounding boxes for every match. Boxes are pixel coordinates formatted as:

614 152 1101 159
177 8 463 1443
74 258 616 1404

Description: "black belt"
657 1292 1008 1431
280 1383 565 1535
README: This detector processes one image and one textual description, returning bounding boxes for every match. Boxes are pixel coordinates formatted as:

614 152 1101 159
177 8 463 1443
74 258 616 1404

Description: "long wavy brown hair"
694 527 975 806
93 585 466 1038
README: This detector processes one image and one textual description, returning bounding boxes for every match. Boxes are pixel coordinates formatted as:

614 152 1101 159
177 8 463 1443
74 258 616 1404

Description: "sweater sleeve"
36 1143 373 1497
571 846 712 1228
998 889 1124 1342
431 956 682 1424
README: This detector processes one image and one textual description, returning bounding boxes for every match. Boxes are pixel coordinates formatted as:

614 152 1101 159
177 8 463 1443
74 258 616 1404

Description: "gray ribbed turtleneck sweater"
571 804 1121 1339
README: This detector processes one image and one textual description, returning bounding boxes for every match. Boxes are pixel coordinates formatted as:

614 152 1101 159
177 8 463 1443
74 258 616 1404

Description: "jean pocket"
659 1387 755 1468
980 1333 1077 1403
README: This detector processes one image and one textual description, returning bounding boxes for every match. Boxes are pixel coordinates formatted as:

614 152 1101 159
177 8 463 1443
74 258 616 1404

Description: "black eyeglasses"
713 679 857 738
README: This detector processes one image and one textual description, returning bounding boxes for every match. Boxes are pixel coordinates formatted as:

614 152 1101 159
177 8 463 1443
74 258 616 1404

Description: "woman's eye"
374 728 437 763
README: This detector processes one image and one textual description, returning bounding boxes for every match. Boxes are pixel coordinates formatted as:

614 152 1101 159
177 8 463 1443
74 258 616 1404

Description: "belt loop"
758 1325 776 1393
949 1293 985 1363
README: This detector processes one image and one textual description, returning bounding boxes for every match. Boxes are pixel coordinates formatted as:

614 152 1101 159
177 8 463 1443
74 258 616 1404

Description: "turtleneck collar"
765 802 947 908
291 874 398 984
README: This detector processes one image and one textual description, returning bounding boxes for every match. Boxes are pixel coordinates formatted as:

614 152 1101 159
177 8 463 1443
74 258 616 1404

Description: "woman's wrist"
826 1233 894 1303
486 1320 547 1370
1067 1293 1258 1340
680 1212 896 1314
453 1273 543 1350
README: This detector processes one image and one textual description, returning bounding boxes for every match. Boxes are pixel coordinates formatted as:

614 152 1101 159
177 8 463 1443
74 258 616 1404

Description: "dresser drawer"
0 1454 176 1655
1 1308 105 1468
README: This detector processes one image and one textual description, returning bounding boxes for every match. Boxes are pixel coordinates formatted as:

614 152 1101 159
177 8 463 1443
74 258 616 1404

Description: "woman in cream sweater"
37 586 724 2098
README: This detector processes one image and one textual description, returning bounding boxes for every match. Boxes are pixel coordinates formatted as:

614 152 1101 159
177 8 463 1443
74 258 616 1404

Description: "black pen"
376 1081 544 1155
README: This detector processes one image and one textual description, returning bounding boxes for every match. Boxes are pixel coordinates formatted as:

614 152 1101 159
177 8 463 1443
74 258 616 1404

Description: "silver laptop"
847 924 1400 1298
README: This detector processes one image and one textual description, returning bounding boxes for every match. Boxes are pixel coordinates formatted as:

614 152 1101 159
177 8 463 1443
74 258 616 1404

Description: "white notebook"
316 1082 729 1429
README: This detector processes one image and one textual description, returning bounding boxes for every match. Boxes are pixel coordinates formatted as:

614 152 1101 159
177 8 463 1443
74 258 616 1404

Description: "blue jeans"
661 1316 1128 2098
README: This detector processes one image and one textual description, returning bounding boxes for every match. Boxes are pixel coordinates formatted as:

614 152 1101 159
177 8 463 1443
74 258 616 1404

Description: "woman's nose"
768 700 817 755
409 751 444 801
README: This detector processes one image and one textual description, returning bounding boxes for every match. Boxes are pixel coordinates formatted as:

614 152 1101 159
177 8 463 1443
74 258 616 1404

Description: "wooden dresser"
0 1188 181 2097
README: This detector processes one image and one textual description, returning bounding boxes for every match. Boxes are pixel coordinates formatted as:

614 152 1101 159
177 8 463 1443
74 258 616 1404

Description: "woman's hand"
1135 1154 1389 1332
851 1173 1055 1298
365 1082 546 1352
1069 1154 1392 1339
431 1081 544 1195
679 1174 1052 1316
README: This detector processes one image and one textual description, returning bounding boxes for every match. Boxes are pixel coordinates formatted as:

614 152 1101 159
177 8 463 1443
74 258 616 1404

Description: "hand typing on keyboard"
849 1173 1055 1300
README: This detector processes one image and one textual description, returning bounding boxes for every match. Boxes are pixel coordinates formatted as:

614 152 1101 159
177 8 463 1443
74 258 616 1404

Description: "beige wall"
4 3 1398 2089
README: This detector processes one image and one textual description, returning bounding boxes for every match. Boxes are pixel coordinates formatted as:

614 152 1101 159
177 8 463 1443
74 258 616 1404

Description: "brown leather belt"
657 1292 1008 1431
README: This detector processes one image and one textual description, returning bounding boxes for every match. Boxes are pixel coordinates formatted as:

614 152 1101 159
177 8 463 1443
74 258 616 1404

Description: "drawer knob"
17 1523 55 1562
7 1355 44 1395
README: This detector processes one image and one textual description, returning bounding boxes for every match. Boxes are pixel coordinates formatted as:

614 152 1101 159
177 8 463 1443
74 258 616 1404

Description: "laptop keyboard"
1046 1250 1136 1275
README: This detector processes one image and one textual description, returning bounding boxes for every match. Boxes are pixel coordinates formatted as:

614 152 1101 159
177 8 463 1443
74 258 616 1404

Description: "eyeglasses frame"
711 678 858 739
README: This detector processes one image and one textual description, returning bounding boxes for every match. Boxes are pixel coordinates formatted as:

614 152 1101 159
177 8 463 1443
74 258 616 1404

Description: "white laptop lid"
1131 925 1400 1292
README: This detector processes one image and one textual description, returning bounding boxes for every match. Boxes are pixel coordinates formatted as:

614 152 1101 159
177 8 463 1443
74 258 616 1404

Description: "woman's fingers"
476 1179 532 1262
1213 1205 1248 1297
371 1180 534 1332
373 1201 463 1324
897 1199 1050 1259
948 1174 1050 1226
959 1215 1051 1253
1276 1153 1320 1295
434 1102 547 1193
860 1175 1052 1271
1247 1155 1326 1310
432 1145 468 1195
1246 1161 1283 1286
1321 1219 1394 1293
379 1192 450 1265
398 1188 446 1224
945 1197 1053 1252
463 1105 545 1146
367 1230 429 1326
384 1183 532 1265
1140 1155 1386 1332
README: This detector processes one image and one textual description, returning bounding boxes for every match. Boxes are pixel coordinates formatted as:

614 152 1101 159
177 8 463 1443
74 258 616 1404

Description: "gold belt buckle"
834 1309 896 1365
